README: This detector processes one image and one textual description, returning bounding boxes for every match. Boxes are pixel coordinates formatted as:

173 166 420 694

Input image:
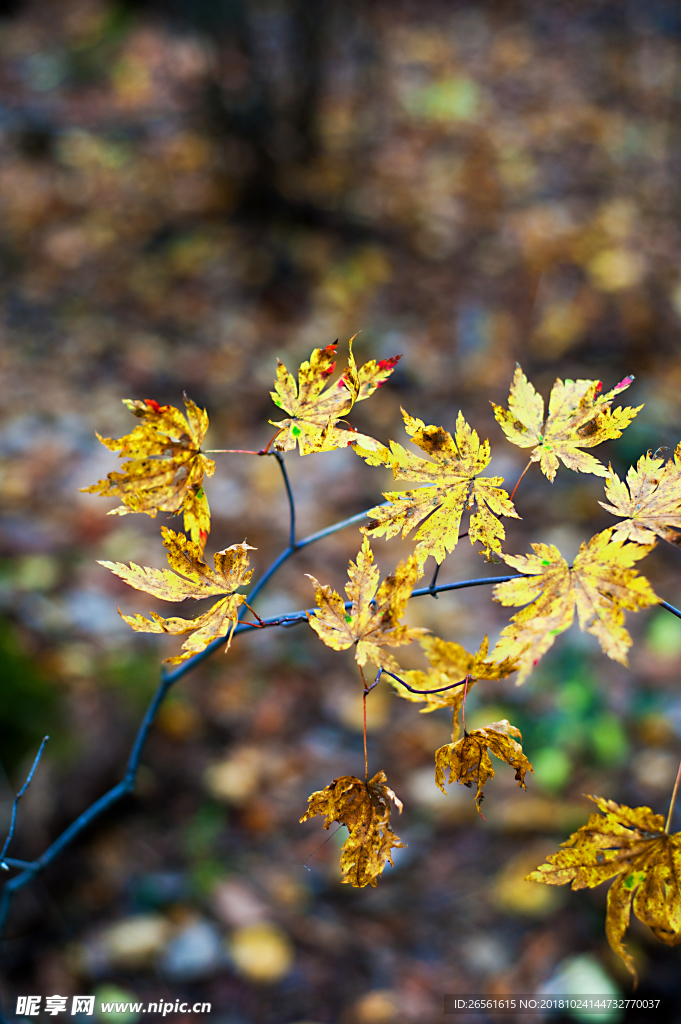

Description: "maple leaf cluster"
84 339 681 975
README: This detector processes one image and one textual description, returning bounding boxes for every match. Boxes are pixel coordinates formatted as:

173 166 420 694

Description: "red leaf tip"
377 355 401 371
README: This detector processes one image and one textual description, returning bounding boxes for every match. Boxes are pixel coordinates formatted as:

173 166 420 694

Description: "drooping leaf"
306 535 427 669
435 719 533 811
300 771 405 887
492 366 641 482
526 796 681 981
99 526 254 663
270 338 399 455
354 408 519 565
82 397 215 550
389 635 517 727
600 447 681 544
492 528 657 683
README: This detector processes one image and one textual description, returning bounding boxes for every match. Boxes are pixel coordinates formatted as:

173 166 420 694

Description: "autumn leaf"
300 771 405 887
435 720 533 812
82 397 215 551
354 408 519 565
270 338 399 455
389 635 517 725
492 528 657 684
99 526 254 663
600 446 681 545
492 366 641 482
526 796 681 981
306 535 427 669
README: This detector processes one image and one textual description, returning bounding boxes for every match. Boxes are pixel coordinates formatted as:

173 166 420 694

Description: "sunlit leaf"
435 719 532 812
354 408 518 564
82 396 215 550
600 446 681 545
300 771 405 887
526 796 681 981
492 528 657 683
99 526 253 663
270 338 399 455
492 366 641 482
306 535 426 669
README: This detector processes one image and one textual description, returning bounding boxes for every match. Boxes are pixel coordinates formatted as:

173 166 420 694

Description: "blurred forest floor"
3 1 681 1021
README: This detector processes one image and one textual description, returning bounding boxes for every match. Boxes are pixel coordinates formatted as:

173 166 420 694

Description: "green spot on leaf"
344 614 352 624
292 424 301 437
541 559 551 566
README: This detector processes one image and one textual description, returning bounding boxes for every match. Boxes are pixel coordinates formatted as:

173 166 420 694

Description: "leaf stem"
461 675 470 734
359 666 369 783
510 460 532 502
666 757 681 833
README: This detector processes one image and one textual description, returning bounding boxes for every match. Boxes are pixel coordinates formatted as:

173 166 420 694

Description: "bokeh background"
3 1 681 1021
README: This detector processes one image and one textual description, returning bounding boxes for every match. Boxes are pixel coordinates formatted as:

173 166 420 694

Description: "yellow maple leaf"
526 796 681 981
388 635 517 722
492 366 641 482
600 446 681 545
492 528 657 684
306 535 427 670
269 339 399 455
354 408 519 565
435 719 533 812
82 397 215 551
99 526 254 663
300 771 405 887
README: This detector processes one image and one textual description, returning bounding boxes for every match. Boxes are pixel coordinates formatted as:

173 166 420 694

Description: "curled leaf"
82 396 215 550
493 528 657 683
306 535 427 669
355 408 518 564
492 366 641 482
99 527 254 663
300 771 405 887
526 796 681 982
435 719 532 812
600 446 681 545
270 338 399 455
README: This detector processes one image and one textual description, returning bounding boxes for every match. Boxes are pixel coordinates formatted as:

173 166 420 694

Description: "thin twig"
666 758 681 833
378 667 470 697
274 452 296 548
0 736 49 871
